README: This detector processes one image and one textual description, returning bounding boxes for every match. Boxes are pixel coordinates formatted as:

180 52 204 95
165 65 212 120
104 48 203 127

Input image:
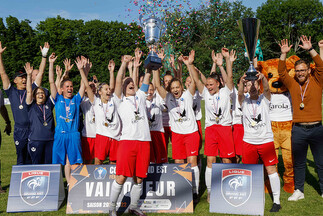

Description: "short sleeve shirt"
53 93 83 133
80 97 96 138
27 97 55 141
166 90 198 134
193 90 202 121
146 92 164 132
269 92 293 122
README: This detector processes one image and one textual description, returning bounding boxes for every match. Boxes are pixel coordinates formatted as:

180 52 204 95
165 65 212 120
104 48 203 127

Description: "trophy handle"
139 14 145 28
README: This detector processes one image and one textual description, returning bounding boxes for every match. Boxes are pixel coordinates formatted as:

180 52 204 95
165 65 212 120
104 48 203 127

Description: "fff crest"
221 168 252 207
20 170 50 206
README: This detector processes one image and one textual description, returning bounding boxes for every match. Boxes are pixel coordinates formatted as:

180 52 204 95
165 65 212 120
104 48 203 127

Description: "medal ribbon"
175 98 182 118
213 95 220 114
64 99 72 120
250 99 257 119
299 79 310 104
37 104 46 123
19 90 26 106
101 101 109 121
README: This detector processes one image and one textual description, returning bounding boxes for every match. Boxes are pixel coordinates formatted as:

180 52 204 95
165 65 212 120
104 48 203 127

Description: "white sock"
191 166 200 194
110 180 123 208
268 172 281 204
205 167 212 193
129 183 142 209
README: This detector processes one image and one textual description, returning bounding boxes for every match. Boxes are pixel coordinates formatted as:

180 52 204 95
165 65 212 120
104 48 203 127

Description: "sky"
0 0 268 28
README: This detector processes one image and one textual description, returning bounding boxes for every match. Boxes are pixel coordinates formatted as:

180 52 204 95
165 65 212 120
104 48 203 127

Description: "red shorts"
233 124 244 156
95 134 118 162
171 131 200 160
204 124 235 158
164 126 172 147
116 140 150 178
242 141 278 166
81 137 96 161
196 120 203 150
150 131 168 164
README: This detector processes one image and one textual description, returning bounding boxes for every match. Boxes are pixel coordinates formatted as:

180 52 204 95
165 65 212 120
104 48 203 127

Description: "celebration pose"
238 72 281 212
109 54 151 216
51 55 93 183
25 62 55 164
0 41 49 164
191 48 235 202
278 36 323 201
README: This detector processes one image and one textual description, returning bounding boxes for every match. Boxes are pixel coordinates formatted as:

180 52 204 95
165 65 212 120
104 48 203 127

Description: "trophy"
237 18 261 80
140 15 167 70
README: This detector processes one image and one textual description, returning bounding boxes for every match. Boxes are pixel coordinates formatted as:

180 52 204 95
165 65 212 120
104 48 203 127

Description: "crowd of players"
0 35 323 215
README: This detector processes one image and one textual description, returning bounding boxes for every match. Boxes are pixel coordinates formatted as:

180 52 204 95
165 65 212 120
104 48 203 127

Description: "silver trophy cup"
237 18 261 81
140 15 166 70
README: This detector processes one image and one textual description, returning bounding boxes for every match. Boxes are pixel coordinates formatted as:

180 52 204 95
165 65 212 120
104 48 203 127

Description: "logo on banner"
93 167 107 180
20 170 50 206
221 169 252 207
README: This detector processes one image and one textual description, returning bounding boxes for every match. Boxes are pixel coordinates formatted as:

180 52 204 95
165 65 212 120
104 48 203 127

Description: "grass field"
0 104 322 216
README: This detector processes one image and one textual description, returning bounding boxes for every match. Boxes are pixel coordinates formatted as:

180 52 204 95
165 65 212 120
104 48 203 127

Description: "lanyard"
213 95 220 114
64 99 72 119
37 104 46 122
299 79 310 103
19 90 26 105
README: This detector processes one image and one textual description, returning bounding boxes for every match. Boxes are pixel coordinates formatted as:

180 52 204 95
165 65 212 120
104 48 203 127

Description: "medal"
92 117 95 123
251 121 256 127
19 90 26 110
65 118 70 123
300 102 305 110
135 114 140 120
104 122 109 127
178 118 183 122
38 104 48 126
216 117 219 124
299 80 310 110
43 122 48 126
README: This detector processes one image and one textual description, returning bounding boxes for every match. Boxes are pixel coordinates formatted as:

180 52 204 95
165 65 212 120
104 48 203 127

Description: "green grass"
0 103 322 216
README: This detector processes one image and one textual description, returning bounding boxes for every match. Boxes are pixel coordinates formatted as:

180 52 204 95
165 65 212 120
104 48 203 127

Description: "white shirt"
146 92 165 132
80 97 96 138
117 89 151 141
193 90 202 121
242 94 274 145
166 90 198 134
231 87 243 125
269 92 293 122
201 85 233 128
93 95 122 140
161 91 170 127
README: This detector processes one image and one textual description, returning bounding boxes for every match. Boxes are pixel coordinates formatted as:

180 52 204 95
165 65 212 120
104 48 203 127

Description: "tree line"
0 0 322 92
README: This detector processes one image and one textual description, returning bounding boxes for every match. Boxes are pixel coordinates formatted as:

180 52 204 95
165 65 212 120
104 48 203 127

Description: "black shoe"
193 193 200 204
270 203 281 212
129 208 147 216
0 186 6 194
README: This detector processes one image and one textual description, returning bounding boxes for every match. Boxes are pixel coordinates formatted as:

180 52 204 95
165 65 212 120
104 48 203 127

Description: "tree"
257 0 323 60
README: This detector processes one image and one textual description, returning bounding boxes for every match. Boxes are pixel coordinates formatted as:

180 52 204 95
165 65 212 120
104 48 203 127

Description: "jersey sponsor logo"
20 171 50 206
269 103 290 110
221 169 252 207
15 140 19 145
93 167 107 180
31 147 36 152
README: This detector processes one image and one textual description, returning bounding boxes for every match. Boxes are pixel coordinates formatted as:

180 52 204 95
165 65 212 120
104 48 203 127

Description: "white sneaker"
288 189 304 201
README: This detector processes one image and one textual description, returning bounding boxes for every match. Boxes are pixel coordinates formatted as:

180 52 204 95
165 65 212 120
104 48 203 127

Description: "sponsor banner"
66 164 193 214
7 164 65 213
210 163 264 216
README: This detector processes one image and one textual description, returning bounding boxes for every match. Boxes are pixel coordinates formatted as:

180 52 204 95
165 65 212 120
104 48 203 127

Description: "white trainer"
288 189 304 201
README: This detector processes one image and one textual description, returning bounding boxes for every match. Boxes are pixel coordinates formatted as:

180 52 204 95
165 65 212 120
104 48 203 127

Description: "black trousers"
292 124 323 193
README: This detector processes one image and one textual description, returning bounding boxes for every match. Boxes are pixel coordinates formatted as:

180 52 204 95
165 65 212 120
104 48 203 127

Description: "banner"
66 163 193 214
210 163 264 216
7 164 65 213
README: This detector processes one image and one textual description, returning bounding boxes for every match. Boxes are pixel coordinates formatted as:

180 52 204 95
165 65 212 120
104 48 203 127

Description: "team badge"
20 171 50 206
93 167 107 180
221 169 252 207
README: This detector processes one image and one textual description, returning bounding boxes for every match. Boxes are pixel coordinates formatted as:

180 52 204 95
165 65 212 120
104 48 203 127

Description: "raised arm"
195 66 207 85
115 55 132 99
177 55 183 82
221 48 230 85
238 74 246 106
224 49 235 90
34 42 50 87
128 60 134 78
319 40 323 60
49 53 58 99
108 59 115 93
133 48 142 91
278 39 294 86
153 69 167 99
25 62 34 105
182 50 197 95
77 57 93 100
258 71 271 101
0 42 9 90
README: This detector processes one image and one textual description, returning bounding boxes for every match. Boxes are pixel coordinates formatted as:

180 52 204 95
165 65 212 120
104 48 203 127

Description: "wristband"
140 83 149 92
42 47 49 58
308 47 314 52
